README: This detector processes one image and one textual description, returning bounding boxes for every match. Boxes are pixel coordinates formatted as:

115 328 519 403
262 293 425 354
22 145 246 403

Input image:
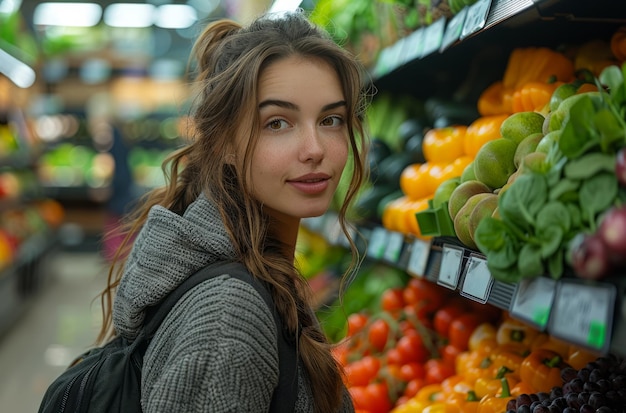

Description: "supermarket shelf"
302 213 625 357
0 231 58 337
371 0 626 102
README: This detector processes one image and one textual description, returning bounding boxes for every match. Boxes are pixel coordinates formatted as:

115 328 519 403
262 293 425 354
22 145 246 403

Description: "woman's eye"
321 115 343 127
267 119 288 130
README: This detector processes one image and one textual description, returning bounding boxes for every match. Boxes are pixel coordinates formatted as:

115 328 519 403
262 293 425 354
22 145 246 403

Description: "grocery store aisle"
0 250 107 412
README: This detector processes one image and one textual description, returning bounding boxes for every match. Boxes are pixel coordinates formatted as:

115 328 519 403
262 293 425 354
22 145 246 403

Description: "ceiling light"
33 2 102 27
0 0 22 14
0 48 36 88
155 4 197 29
104 3 155 28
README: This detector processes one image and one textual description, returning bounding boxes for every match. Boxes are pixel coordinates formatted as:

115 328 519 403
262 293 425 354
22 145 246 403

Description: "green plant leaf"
547 248 564 279
518 243 544 278
563 152 616 180
538 225 564 259
579 172 619 227
537 201 571 234
499 173 548 231
549 178 580 201
558 95 600 158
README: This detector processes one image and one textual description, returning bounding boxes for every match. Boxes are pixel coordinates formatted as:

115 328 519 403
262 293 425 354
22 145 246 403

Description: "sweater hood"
113 193 238 340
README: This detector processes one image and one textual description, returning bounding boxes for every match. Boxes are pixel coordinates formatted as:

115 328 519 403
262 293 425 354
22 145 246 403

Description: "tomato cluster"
334 277 502 412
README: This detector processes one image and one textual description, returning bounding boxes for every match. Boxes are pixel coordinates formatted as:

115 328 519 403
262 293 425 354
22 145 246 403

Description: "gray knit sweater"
112 194 354 412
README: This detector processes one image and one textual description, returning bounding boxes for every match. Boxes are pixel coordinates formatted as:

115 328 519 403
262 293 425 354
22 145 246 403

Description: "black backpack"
37 261 298 413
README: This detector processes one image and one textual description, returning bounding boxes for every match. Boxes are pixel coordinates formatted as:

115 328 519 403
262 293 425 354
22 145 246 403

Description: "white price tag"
461 0 492 39
460 254 493 303
441 7 467 51
367 227 389 260
437 244 464 289
402 28 425 63
421 17 445 57
549 281 616 352
510 277 556 330
383 231 405 263
407 238 431 277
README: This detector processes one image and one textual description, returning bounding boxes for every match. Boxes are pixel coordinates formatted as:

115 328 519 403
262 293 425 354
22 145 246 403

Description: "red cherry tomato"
425 358 456 384
381 287 405 313
396 334 429 364
399 362 426 381
368 319 390 353
347 313 369 337
449 313 481 351
434 305 466 338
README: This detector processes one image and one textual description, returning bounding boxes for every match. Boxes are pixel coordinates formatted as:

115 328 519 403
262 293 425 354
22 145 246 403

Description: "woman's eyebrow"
258 99 346 112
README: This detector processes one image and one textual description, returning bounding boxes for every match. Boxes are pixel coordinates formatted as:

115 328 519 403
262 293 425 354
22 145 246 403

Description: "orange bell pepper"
477 82 513 116
477 378 515 413
611 26 626 61
510 380 535 397
530 333 570 358
490 346 525 378
566 345 600 370
519 349 566 393
511 81 562 113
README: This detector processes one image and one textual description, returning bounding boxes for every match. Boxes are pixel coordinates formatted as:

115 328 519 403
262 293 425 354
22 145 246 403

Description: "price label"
441 7 467 51
402 28 425 63
461 0 492 39
549 281 616 352
421 17 445 57
510 277 557 330
383 231 405 263
407 238 431 277
367 227 389 260
437 244 464 289
460 254 493 303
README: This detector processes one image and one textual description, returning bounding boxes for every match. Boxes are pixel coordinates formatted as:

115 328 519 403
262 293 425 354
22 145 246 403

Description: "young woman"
97 10 370 413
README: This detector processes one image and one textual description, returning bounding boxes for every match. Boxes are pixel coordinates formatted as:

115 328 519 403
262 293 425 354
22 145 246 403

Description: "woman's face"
243 56 349 223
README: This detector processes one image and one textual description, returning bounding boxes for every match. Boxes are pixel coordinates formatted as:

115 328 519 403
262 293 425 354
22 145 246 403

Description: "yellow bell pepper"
495 316 539 351
468 323 498 352
477 378 515 413
475 366 519 399
422 402 462 413
463 116 509 158
447 391 481 413
422 126 467 163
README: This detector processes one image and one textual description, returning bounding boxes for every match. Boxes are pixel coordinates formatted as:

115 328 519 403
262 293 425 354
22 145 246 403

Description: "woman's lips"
287 173 331 195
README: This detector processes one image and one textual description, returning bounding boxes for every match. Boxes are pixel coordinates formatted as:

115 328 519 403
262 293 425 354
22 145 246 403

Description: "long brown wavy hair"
97 11 370 413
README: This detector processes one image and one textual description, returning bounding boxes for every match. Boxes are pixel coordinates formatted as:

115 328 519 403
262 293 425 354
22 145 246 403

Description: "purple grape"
580 404 595 413
517 405 531 413
530 401 543 410
570 379 585 393
537 392 551 402
563 408 578 413
567 392 582 409
578 368 591 382
506 399 517 411
506 410 516 413
595 407 614 413
551 397 568 410
611 375 626 389
589 369 605 382
562 367 578 382
579 392 591 404
588 392 607 409
597 379 611 393
517 394 532 407
533 405 550 413
551 387 564 399
584 381 602 393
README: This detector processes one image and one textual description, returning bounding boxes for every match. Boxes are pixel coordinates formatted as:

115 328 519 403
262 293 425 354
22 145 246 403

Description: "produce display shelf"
371 0 626 99
302 213 626 358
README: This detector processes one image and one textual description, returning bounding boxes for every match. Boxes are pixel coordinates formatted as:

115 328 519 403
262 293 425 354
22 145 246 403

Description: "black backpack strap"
143 261 298 412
